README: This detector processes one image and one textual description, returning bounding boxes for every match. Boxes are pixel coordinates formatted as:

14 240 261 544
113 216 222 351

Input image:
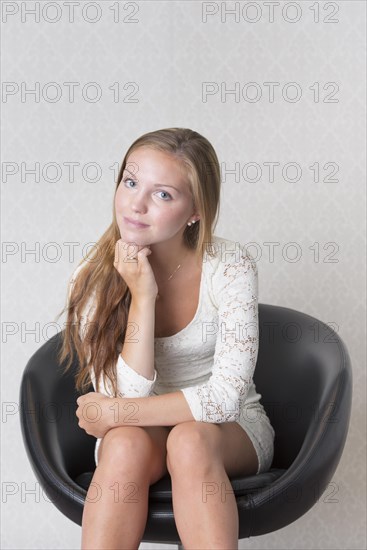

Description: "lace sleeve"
67 264 157 398
180 249 259 423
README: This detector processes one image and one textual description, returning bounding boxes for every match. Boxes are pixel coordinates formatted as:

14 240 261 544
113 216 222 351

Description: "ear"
192 211 201 222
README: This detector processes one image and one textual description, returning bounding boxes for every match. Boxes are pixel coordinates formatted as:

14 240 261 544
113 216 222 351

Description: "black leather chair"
20 304 352 547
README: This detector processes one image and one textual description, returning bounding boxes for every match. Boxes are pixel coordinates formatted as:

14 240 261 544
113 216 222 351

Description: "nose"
131 192 148 214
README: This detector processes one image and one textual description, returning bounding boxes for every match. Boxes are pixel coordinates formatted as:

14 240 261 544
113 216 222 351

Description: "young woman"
58 128 275 550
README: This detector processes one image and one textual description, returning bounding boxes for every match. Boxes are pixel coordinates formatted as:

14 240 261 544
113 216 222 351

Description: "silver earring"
187 220 196 226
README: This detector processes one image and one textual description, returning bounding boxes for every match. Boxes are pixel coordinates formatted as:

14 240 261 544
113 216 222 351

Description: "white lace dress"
70 235 275 475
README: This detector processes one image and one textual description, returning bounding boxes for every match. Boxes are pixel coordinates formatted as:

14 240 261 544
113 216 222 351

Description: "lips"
123 216 150 228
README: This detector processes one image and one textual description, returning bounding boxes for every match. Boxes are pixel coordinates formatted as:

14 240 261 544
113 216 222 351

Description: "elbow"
201 400 241 423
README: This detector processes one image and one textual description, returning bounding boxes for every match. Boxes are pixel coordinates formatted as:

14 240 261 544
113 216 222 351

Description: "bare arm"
120 296 156 381
77 389 196 439
109 392 195 428
113 239 159 384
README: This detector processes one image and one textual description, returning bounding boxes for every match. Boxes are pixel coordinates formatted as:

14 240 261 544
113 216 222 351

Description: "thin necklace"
156 250 192 300
166 249 190 281
128 249 189 281
167 264 181 281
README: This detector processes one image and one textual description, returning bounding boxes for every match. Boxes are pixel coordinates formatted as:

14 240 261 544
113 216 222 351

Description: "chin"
119 228 148 245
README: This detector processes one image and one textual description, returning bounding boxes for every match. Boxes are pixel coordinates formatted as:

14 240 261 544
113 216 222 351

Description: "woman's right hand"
114 240 158 302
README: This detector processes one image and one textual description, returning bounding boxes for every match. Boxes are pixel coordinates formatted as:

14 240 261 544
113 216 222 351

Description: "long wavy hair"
55 127 221 396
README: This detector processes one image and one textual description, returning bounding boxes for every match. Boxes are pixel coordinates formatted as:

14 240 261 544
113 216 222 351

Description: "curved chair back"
255 305 351 470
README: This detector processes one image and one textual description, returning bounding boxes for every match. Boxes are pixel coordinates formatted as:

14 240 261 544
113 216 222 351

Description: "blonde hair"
56 127 221 395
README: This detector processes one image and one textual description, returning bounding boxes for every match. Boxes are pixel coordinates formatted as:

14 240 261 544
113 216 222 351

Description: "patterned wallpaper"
2 1 365 549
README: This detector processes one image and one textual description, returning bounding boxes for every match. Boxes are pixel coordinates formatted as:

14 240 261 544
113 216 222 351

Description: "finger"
125 244 151 262
125 242 140 262
114 240 137 263
137 247 151 258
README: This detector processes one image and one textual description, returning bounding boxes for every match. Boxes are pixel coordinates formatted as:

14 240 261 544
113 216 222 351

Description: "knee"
166 422 220 475
100 426 153 472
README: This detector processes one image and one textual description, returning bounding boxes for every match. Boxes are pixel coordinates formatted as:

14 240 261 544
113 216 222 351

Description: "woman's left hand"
76 392 115 439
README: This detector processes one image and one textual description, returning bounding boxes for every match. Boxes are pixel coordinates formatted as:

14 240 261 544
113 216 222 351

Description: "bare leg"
81 426 170 550
170 462 239 550
166 422 258 550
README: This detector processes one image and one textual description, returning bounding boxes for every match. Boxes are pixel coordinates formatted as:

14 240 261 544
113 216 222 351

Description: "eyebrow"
123 168 180 192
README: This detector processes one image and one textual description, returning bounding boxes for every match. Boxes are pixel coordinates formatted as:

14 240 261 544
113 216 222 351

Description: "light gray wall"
2 1 365 549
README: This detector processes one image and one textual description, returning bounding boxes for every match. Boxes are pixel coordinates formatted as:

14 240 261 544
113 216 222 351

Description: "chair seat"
75 468 286 501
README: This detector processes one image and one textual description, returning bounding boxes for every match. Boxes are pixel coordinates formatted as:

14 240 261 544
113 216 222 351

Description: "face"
114 147 199 247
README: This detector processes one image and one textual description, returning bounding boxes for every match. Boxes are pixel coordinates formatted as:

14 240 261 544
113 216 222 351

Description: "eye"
156 190 172 201
123 177 136 188
122 178 172 201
